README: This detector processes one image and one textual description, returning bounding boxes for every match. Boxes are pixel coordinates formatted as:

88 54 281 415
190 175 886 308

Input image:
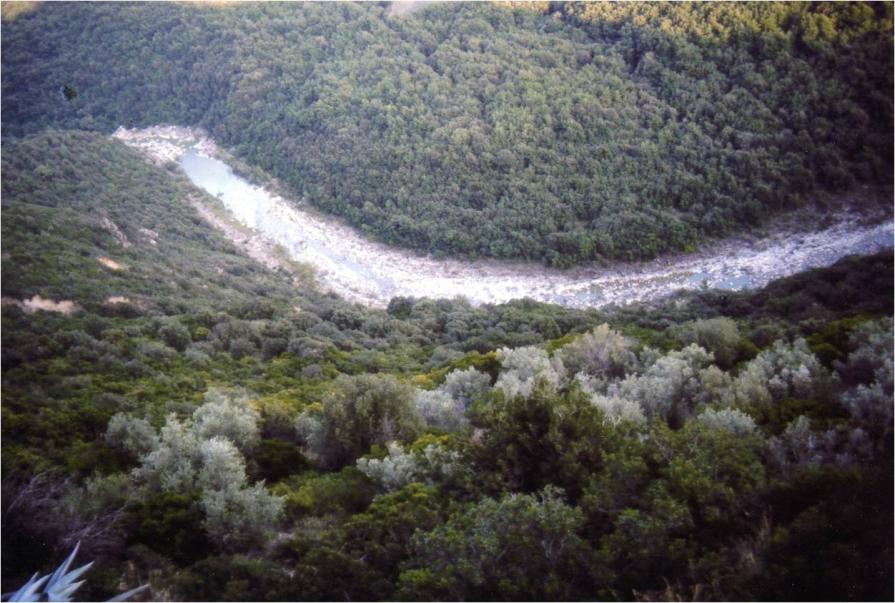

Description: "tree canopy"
2 2 891 265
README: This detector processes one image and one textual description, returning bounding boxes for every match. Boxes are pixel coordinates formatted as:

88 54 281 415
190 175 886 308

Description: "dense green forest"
2 130 892 601
2 2 892 265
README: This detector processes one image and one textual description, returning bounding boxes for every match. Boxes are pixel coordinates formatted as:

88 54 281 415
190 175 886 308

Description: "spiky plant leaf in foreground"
3 542 147 602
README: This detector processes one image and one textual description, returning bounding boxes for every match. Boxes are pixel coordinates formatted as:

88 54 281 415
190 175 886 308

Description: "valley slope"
1 129 892 601
2 2 892 265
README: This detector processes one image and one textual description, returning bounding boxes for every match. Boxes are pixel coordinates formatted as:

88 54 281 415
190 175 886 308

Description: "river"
113 126 894 309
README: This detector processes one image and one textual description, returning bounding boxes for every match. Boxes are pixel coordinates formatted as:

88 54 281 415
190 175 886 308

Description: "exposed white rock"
100 216 132 248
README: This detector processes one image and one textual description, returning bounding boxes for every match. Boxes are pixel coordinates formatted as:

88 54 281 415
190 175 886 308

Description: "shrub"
610 344 714 426
414 389 465 432
494 346 566 399
559 324 638 379
158 320 191 352
357 442 461 492
697 408 757 436
398 487 596 601
106 413 159 458
192 389 261 452
310 374 422 467
589 394 646 426
440 367 491 409
200 482 283 551
671 317 742 369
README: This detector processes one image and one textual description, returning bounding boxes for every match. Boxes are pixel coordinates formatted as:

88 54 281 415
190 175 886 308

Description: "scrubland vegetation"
2 2 893 601
2 131 892 601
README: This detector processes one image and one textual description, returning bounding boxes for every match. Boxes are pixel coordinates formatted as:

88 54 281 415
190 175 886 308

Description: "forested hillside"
2 2 892 265
2 130 892 601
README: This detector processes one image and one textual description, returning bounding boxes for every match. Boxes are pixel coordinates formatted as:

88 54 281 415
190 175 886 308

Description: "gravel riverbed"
113 126 894 309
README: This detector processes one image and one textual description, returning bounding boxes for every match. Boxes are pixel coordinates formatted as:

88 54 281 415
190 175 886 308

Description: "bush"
494 346 566 399
671 317 742 369
200 482 283 551
309 374 423 468
192 390 261 453
398 487 597 601
251 439 309 482
559 324 638 379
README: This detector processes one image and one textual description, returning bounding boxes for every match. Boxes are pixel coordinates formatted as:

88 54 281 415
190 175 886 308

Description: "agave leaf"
6 572 50 602
46 542 81 589
46 560 93 596
106 584 150 602
46 579 87 602
4 542 144 603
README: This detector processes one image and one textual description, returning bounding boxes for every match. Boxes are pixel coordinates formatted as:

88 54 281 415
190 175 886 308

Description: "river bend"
113 126 894 309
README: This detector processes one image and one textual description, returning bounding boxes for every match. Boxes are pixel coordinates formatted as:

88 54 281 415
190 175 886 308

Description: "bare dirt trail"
113 126 894 309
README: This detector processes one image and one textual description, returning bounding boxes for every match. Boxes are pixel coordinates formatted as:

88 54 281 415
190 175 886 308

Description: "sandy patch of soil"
98 257 126 271
106 296 131 304
3 295 80 315
1 1 39 22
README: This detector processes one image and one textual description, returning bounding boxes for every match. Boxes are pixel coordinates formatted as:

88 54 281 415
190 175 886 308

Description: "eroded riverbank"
113 126 894 309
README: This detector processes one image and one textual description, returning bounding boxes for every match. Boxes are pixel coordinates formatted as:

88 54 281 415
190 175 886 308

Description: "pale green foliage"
441 367 491 409
415 443 463 486
197 437 247 491
414 389 465 432
769 416 878 470
294 410 326 461
610 344 714 424
184 347 211 367
113 392 283 551
105 413 159 457
574 372 609 397
560 323 638 379
357 441 461 491
838 317 893 383
842 379 893 427
588 393 646 426
495 346 566 399
200 482 284 551
697 365 734 406
697 408 757 436
132 414 200 492
192 389 260 452
729 339 828 407
671 317 741 367
357 442 421 491
414 367 490 431
636 346 664 370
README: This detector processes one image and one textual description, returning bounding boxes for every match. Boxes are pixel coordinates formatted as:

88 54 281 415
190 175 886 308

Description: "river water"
114 126 894 309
